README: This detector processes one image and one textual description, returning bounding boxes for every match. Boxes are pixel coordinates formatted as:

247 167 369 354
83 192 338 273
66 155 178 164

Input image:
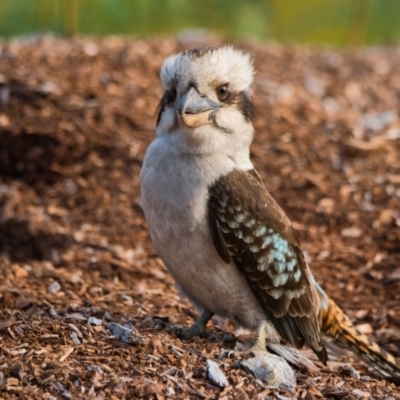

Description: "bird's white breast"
139 135 266 329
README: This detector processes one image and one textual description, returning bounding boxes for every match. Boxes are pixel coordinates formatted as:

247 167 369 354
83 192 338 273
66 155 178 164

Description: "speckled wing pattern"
208 169 327 363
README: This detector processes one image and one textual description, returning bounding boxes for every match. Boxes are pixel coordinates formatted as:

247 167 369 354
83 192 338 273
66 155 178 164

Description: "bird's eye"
169 87 177 102
216 84 229 100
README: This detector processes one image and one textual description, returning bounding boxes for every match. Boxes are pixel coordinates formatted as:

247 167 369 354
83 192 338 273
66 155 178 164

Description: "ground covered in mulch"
0 34 400 399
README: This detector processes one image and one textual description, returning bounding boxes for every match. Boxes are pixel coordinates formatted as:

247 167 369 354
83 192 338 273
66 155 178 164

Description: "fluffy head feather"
160 46 255 93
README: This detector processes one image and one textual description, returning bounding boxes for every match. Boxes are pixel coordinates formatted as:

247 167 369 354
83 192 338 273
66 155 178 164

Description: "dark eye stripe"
157 88 254 125
156 90 175 125
221 90 254 122
237 91 255 121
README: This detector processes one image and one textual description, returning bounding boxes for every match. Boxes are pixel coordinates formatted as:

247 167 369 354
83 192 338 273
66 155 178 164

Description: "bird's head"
156 46 255 156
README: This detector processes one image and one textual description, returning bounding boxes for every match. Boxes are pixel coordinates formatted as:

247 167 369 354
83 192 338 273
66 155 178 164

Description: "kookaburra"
140 46 400 382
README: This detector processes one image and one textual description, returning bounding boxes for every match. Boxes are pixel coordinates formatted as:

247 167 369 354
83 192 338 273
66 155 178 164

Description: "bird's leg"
162 309 214 339
220 320 269 358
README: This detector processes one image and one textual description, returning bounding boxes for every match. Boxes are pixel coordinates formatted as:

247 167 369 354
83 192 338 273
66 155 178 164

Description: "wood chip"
59 347 74 362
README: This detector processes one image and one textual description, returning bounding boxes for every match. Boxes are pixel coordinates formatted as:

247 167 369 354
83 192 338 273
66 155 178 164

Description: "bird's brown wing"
208 169 327 363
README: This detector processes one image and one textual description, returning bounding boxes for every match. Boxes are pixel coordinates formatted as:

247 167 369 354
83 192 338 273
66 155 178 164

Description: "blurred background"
1 0 400 46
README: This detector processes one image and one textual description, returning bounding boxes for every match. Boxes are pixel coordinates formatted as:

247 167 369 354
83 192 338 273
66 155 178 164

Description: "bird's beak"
177 87 220 128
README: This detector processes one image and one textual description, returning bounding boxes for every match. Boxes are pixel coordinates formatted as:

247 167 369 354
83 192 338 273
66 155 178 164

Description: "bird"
139 45 400 383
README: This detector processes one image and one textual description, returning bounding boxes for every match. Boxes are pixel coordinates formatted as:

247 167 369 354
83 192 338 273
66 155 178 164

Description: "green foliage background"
1 0 400 45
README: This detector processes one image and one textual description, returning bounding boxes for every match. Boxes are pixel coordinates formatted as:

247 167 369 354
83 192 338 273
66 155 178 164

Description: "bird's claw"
172 326 196 339
156 321 207 339
156 310 213 340
218 349 237 359
218 345 268 360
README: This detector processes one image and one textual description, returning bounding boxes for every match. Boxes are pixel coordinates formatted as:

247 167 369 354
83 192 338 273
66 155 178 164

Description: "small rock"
338 365 360 379
0 86 10 106
107 322 144 345
102 311 112 321
70 331 81 345
352 389 371 398
47 281 61 294
358 111 397 132
206 359 229 388
108 322 131 342
165 386 175 397
88 316 103 326
49 308 59 318
53 381 72 399
68 323 83 338
239 350 296 393
65 313 87 322
38 81 58 95
69 274 81 284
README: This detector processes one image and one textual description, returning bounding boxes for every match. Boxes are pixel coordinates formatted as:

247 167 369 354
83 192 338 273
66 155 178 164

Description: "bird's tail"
314 280 400 383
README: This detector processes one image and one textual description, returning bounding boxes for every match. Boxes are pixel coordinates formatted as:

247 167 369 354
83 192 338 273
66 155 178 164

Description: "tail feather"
315 281 400 383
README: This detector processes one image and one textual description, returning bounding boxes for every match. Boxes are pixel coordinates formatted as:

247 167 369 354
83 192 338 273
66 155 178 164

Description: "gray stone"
107 322 144 345
165 386 176 396
47 281 61 294
352 389 371 398
88 316 103 325
239 350 296 393
206 359 229 388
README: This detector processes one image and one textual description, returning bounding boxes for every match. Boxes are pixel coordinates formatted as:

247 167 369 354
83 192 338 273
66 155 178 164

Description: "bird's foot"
219 343 267 359
172 324 208 339
157 309 214 340
219 320 269 359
